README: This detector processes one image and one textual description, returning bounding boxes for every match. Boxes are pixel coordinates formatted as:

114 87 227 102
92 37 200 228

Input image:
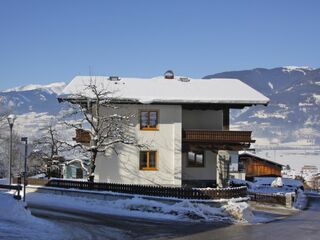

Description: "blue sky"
0 0 320 90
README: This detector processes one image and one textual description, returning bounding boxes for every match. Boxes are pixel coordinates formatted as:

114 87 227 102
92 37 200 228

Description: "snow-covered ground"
0 188 259 239
231 177 308 210
231 177 303 194
294 189 308 209
26 191 253 223
0 191 68 240
0 178 8 184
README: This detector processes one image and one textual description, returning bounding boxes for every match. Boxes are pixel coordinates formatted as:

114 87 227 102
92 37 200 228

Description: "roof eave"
57 95 269 107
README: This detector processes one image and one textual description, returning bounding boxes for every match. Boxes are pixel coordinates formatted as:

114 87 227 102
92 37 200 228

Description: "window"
140 151 157 170
140 110 158 130
187 151 205 167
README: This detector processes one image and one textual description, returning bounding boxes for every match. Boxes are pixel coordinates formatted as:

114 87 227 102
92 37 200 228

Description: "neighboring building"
47 155 65 178
62 159 89 180
59 72 269 187
239 152 283 180
301 165 318 175
305 173 320 190
282 169 299 179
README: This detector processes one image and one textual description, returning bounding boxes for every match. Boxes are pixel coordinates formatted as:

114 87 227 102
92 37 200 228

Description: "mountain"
0 82 70 139
3 82 66 95
0 82 66 115
204 66 320 146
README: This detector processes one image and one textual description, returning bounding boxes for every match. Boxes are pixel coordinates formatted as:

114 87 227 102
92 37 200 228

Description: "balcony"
182 130 255 151
73 129 91 144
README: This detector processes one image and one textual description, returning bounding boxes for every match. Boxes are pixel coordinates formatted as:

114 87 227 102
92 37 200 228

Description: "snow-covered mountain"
0 82 66 115
204 66 320 146
0 82 70 139
3 82 66 95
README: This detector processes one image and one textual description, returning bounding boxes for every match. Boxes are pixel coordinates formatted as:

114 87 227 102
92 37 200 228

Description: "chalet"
58 71 269 187
239 152 284 180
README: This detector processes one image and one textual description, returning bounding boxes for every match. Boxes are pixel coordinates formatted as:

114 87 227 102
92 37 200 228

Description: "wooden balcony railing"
182 130 255 144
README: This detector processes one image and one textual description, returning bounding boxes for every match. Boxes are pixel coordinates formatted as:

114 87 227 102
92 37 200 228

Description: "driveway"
169 195 320 240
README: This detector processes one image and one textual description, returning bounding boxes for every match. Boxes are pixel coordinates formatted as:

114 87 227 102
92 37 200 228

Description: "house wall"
182 109 223 130
216 150 238 187
181 151 217 180
95 104 182 186
179 109 224 186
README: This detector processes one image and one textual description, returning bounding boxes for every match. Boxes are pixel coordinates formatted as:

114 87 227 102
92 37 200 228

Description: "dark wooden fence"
248 192 287 206
14 178 247 200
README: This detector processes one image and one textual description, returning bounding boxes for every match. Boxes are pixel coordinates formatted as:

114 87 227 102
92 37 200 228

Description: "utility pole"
21 137 28 202
7 114 16 185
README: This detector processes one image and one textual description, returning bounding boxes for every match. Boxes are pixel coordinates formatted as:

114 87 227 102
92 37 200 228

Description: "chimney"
108 76 120 81
164 70 174 79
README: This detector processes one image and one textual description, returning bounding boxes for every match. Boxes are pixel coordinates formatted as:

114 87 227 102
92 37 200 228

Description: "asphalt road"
28 195 320 240
170 195 320 240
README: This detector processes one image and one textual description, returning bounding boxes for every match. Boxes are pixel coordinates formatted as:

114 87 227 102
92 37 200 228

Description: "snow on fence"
13 178 247 200
248 192 287 206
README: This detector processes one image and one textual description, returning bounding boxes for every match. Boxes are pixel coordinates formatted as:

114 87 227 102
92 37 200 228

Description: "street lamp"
21 137 28 202
7 114 16 185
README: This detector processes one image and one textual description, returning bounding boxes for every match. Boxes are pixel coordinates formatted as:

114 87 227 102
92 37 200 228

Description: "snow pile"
27 192 252 223
251 177 303 194
294 189 308 210
0 193 30 222
113 197 228 222
231 177 305 200
222 200 253 223
271 177 284 187
0 192 67 239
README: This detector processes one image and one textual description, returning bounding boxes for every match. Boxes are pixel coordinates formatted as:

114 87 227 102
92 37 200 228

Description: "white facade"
181 109 222 186
181 151 217 182
94 104 235 186
95 104 182 186
182 109 223 130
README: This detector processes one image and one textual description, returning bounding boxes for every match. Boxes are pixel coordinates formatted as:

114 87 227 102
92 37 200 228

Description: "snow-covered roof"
59 75 269 106
253 177 303 188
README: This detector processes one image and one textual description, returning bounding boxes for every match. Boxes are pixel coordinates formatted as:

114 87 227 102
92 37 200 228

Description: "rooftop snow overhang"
57 75 270 107
239 153 284 167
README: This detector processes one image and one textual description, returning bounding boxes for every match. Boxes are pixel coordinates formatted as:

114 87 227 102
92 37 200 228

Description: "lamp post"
7 114 16 185
21 137 28 202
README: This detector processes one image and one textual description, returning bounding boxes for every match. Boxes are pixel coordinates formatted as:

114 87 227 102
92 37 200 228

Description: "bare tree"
0 132 24 178
62 80 141 182
0 111 9 178
33 124 67 160
0 110 8 140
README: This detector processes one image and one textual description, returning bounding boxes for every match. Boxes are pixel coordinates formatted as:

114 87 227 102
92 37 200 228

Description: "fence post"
14 177 22 200
285 192 294 208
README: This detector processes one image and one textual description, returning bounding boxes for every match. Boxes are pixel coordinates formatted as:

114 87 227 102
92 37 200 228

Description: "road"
27 195 320 240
